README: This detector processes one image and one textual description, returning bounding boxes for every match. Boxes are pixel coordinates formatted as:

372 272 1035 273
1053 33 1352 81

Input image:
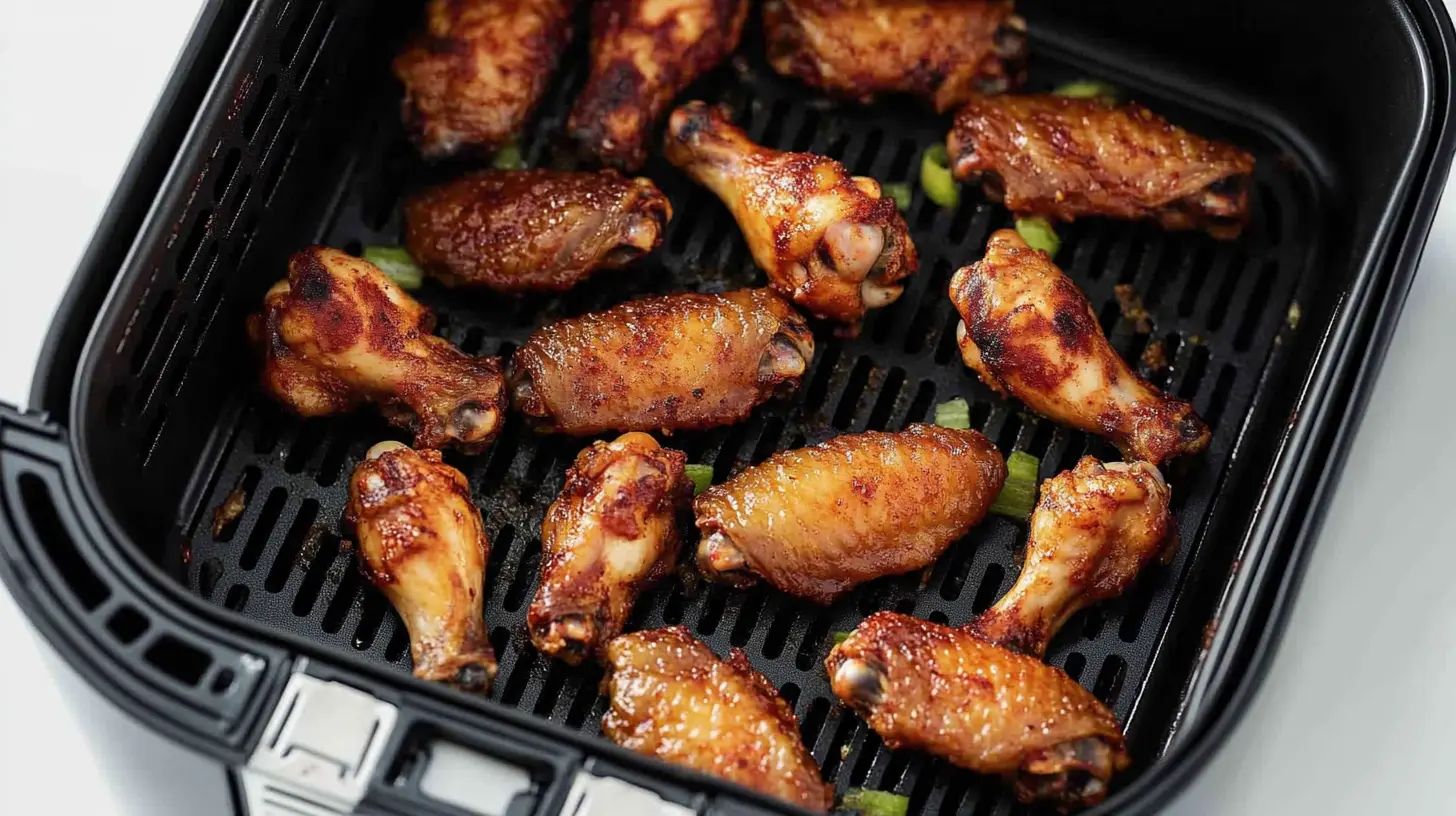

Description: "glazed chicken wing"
828 612 1129 809
665 102 917 329
568 0 749 170
764 0 1027 110
508 288 814 435
348 442 495 693
950 230 1209 464
967 458 1173 658
694 424 1006 604
948 94 1256 239
529 433 690 664
394 0 573 158
603 627 833 812
404 169 671 293
247 247 505 453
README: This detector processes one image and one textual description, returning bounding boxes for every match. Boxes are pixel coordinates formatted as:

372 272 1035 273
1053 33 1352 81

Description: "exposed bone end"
448 661 496 694
759 331 811 384
696 531 758 587
1011 737 1121 809
505 361 556 433
861 278 903 310
823 221 887 281
830 657 889 711
447 399 499 447
366 440 410 461
532 614 598 666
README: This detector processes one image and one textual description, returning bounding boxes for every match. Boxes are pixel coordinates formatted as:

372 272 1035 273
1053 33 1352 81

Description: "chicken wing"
348 442 495 693
603 627 833 811
948 94 1256 239
394 0 573 158
764 0 1027 110
507 288 814 435
529 433 690 664
950 230 1209 464
694 424 1006 604
404 169 671 293
247 247 505 453
967 458 1173 658
828 612 1129 809
568 0 749 171
664 102 917 330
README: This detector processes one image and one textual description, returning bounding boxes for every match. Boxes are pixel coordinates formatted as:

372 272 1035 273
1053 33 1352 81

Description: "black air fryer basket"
3 1 1453 814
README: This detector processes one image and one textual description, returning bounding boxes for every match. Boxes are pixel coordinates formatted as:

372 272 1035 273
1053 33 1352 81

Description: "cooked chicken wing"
247 247 505 453
950 230 1209 464
694 424 1006 604
404 169 671 293
664 102 917 330
764 0 1027 110
508 288 814 435
828 612 1129 809
348 442 495 693
967 458 1173 658
568 0 749 170
394 0 573 158
948 94 1256 239
529 433 690 664
603 627 833 811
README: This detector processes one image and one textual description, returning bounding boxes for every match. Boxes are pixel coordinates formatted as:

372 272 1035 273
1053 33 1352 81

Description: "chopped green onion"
1053 79 1119 101
842 788 910 816
491 142 525 170
362 246 425 289
832 631 852 646
882 182 913 212
684 464 714 495
933 397 971 430
989 451 1041 521
1015 216 1061 257
919 144 960 209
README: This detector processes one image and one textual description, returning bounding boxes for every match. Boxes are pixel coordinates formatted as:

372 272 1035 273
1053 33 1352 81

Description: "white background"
2 2 1455 814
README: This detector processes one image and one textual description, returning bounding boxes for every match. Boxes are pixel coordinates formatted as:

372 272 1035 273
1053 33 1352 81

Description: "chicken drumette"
248 247 505 453
950 230 1209 464
569 0 749 171
665 102 917 330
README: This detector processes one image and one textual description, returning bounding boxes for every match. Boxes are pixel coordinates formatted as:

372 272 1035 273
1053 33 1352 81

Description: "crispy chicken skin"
247 247 505 453
603 627 833 811
403 169 671 293
950 230 1210 464
394 0 573 158
508 288 814 435
348 442 496 693
828 612 1130 809
694 424 1007 604
764 0 1027 111
665 102 917 329
568 0 749 171
967 458 1173 658
529 433 691 664
948 94 1256 239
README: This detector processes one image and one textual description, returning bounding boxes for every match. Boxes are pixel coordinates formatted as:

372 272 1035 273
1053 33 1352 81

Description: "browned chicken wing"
394 0 573 158
828 612 1129 809
529 433 691 664
665 102 917 329
764 0 1027 110
603 627 833 811
508 288 814 435
948 94 1256 238
348 442 496 693
247 247 505 453
967 458 1173 658
568 0 749 170
694 424 1006 604
950 230 1209 464
404 169 671 293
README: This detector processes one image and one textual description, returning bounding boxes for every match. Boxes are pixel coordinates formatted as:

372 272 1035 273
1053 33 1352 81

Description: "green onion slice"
491 142 526 170
1015 216 1061 257
920 144 960 209
933 398 971 430
362 246 425 290
989 451 1041 521
842 788 910 816
882 182 913 212
832 631 852 646
684 464 714 496
1053 79 1119 101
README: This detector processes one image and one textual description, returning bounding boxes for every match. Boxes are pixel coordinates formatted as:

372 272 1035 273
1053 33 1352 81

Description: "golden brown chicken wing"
764 0 1027 110
247 247 505 453
529 433 690 664
403 169 671 293
828 612 1129 809
348 442 495 693
950 230 1209 464
568 0 749 170
694 424 1006 604
394 0 573 158
664 102 917 330
948 94 1256 239
507 288 814 435
603 627 833 811
967 458 1173 657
